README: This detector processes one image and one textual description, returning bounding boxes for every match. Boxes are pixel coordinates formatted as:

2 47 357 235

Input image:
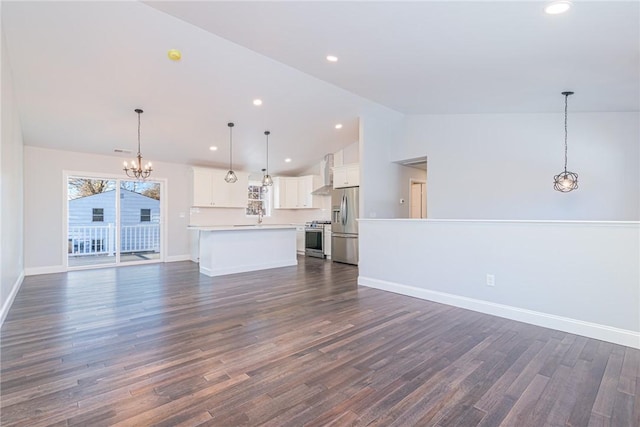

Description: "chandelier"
123 109 152 180
553 91 578 192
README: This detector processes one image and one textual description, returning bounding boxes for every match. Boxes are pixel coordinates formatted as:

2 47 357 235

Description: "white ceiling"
3 1 638 176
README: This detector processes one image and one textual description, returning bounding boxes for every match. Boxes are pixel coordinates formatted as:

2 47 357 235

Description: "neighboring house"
68 189 160 255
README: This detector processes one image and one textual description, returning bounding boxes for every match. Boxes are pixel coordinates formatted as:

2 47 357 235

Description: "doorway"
410 180 427 218
66 175 163 269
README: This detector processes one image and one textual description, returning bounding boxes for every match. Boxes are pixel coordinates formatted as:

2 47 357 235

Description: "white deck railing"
121 224 160 253
68 224 160 256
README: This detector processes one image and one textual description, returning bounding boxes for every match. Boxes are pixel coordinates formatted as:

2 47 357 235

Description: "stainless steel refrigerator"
331 187 359 265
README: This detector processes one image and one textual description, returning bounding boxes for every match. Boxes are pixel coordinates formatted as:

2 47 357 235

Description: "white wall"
334 141 360 167
1 28 25 324
24 147 192 273
359 107 406 219
401 113 639 220
359 219 640 348
357 110 640 349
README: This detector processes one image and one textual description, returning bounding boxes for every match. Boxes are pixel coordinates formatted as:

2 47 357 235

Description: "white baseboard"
165 254 192 263
0 271 24 327
24 265 66 276
25 256 193 275
358 276 640 349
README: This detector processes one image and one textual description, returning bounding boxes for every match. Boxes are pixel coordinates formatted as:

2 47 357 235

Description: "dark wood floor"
1 257 638 426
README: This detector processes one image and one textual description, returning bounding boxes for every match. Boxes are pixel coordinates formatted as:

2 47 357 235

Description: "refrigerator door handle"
343 194 348 226
332 233 357 238
341 194 347 226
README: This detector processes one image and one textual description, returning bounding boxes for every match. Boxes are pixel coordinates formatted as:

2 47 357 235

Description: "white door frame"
409 178 427 219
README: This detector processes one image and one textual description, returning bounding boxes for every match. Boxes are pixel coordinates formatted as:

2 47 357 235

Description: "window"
246 184 269 216
92 208 104 222
140 208 151 222
91 239 104 252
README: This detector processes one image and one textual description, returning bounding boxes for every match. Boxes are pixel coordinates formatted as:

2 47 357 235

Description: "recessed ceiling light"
253 99 263 106
326 55 338 63
335 123 343 129
209 146 218 151
284 158 292 163
544 1 572 15
168 49 182 61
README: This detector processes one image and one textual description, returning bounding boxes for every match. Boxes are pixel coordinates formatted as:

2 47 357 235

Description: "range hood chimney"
311 154 334 196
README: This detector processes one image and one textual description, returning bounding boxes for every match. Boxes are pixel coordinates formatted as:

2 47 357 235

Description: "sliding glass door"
66 176 163 268
119 180 161 263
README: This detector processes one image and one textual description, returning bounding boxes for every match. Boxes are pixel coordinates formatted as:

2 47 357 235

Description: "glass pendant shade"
260 168 270 192
225 122 237 183
553 170 578 192
553 91 578 193
262 174 273 187
224 170 238 183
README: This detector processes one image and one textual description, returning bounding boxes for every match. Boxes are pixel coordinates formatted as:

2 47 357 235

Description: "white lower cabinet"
296 225 305 255
324 224 331 258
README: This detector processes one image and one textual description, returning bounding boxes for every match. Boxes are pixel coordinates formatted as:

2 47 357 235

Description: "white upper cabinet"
273 177 297 209
333 164 360 188
192 167 249 208
296 175 314 208
273 175 319 209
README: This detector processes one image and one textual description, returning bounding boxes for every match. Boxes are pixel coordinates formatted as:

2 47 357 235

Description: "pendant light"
261 168 269 192
224 122 238 183
123 109 153 179
262 130 273 186
553 91 578 192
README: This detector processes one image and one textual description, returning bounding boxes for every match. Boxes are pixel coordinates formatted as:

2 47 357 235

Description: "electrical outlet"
486 274 495 287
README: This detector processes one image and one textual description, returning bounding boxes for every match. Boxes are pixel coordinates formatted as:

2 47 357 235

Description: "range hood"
311 154 334 196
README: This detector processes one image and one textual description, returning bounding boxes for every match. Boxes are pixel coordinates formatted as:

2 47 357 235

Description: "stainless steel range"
305 221 331 258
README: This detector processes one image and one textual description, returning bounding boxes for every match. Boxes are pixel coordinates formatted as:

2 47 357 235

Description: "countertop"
188 224 298 231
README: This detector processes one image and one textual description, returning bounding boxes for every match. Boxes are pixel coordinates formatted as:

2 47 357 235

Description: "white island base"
196 225 298 277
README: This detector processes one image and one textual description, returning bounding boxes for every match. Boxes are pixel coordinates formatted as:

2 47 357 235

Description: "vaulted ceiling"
3 1 638 175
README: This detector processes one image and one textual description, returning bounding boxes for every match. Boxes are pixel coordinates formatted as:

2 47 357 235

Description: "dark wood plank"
1 257 638 426
591 345 625 418
567 341 613 426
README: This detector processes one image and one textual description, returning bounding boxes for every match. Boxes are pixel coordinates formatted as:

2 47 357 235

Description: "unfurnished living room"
1 1 638 426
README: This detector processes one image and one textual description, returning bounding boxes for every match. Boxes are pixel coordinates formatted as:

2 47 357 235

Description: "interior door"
410 182 426 219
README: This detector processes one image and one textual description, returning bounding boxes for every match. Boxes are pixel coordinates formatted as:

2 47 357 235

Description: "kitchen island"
189 225 297 277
